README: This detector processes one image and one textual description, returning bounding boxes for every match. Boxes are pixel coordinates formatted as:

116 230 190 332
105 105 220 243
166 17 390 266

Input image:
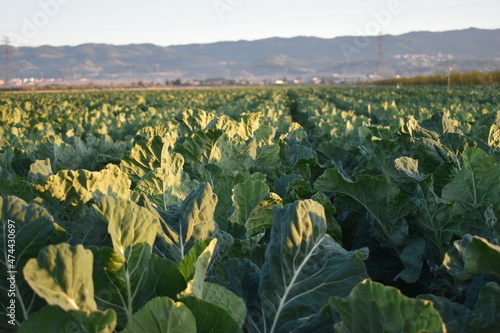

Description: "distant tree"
173 79 182 86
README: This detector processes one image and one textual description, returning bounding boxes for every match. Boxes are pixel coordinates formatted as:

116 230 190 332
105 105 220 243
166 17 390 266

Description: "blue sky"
1 0 499 47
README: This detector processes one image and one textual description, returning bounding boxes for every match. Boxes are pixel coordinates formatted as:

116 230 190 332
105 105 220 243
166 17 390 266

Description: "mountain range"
2 28 500 83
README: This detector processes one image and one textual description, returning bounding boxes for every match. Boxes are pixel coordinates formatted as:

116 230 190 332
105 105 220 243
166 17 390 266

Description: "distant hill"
2 28 500 83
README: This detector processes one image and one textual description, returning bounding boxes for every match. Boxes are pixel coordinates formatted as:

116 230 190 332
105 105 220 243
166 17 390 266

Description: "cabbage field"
1 86 499 332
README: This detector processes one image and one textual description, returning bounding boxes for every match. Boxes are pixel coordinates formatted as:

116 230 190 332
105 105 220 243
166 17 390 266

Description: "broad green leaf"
216 258 261 302
0 177 34 202
394 156 425 181
93 196 159 254
19 306 116 333
178 238 217 283
413 177 461 261
402 118 440 142
136 126 177 144
443 234 500 279
229 179 282 236
28 158 53 183
180 296 243 333
23 243 96 312
34 164 131 207
156 183 217 262
176 109 217 133
257 200 368 333
274 174 302 198
133 165 196 211
420 110 462 136
206 114 242 139
417 294 471 333
488 124 500 148
413 138 458 195
120 136 178 184
315 168 423 283
239 112 262 140
202 282 247 326
285 178 312 201
178 238 246 332
121 297 196 333
58 209 110 247
92 243 152 329
466 282 500 333
0 196 67 268
179 239 246 328
36 136 80 172
442 148 500 214
142 255 186 301
175 129 223 166
180 282 246 329
330 279 446 333
254 144 281 170
227 233 267 267
0 196 67 327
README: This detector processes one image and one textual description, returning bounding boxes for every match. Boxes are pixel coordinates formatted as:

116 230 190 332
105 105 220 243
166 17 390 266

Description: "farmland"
1 86 500 332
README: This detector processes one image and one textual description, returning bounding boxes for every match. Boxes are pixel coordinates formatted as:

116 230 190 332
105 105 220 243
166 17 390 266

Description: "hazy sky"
1 0 499 47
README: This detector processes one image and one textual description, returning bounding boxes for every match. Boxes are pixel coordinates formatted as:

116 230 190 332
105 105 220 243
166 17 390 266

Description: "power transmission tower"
377 34 385 78
2 36 12 86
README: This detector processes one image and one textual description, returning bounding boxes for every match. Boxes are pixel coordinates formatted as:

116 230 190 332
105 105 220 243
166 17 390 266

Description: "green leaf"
0 197 63 259
274 174 302 198
175 129 223 166
92 243 152 329
176 109 217 133
443 234 500 279
394 156 425 181
411 139 458 196
179 281 246 328
206 114 243 139
315 168 423 283
330 279 446 333
227 233 267 267
0 177 34 202
420 110 462 136
488 124 500 148
136 126 178 143
142 255 186 301
254 144 281 170
120 136 179 184
257 200 368 333
466 282 500 333
28 158 53 183
156 183 217 262
406 172 461 261
133 165 196 211
121 297 196 333
93 196 159 255
416 294 471 333
178 238 246 332
178 238 217 283
239 112 262 140
23 243 97 312
34 164 131 208
442 148 500 214
36 137 80 172
19 306 116 333
180 296 243 333
229 179 282 236
0 195 67 326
